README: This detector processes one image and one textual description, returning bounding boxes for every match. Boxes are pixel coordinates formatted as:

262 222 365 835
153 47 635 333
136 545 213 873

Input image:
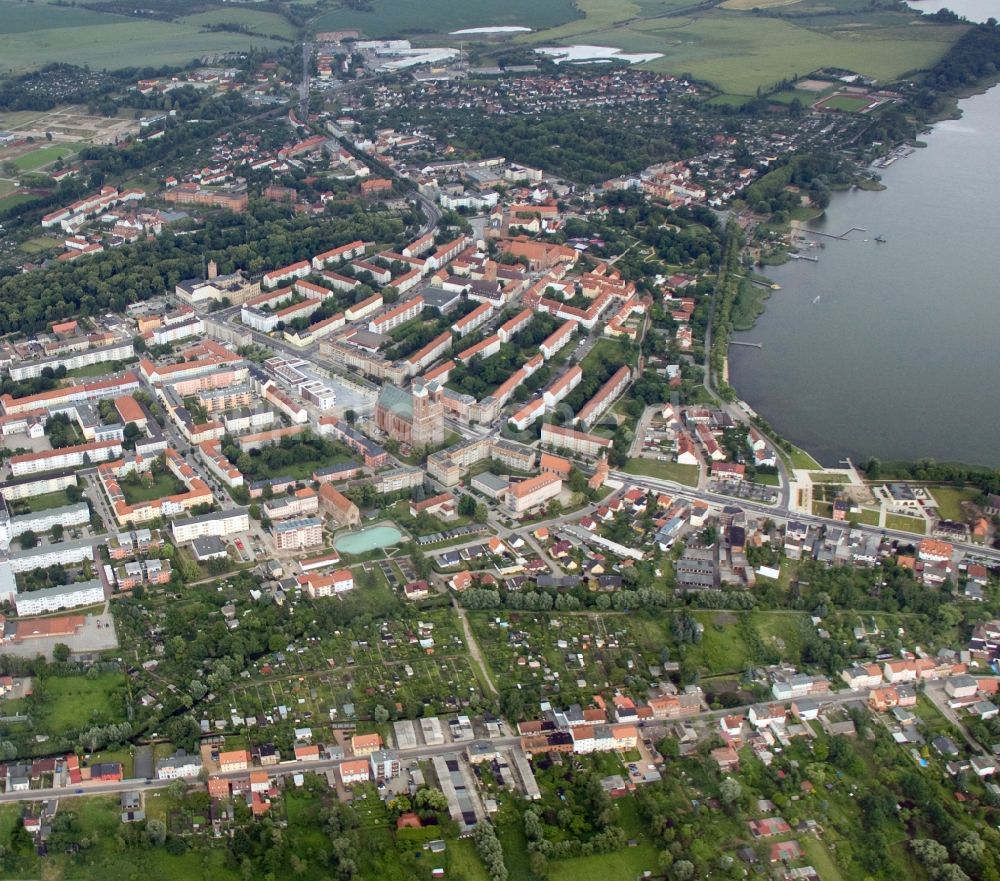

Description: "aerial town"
0 10 998 881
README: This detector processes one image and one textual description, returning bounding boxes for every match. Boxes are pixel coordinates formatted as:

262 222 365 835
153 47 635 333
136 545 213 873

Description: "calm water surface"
731 14 1000 467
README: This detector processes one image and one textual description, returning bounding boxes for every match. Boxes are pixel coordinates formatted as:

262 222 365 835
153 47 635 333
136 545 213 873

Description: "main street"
0 688 873 806
611 468 1000 565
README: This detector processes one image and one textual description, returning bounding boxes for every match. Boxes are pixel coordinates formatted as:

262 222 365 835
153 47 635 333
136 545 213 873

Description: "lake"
731 4 1000 468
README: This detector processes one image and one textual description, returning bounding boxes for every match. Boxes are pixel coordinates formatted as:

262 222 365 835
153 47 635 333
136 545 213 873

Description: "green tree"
18 530 38 550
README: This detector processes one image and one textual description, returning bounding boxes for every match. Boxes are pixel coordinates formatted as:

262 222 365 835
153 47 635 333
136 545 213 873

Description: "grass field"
12 142 88 171
19 234 60 254
313 0 581 38
0 0 282 72
548 841 660 881
886 512 927 534
854 507 880 526
769 87 832 104
801 836 847 881
789 445 822 470
687 611 750 673
0 191 37 211
20 488 74 512
447 838 492 881
180 9 298 40
928 485 978 521
821 94 873 112
624 457 700 485
65 360 128 378
34 672 125 735
120 471 186 505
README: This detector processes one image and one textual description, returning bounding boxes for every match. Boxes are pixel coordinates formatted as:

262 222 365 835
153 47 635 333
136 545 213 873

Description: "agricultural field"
312 0 581 38
179 9 298 40
0 0 283 72
513 0 966 97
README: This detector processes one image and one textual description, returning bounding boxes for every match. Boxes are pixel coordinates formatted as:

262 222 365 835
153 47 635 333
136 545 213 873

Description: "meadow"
32 672 127 735
179 8 298 41
0 0 282 72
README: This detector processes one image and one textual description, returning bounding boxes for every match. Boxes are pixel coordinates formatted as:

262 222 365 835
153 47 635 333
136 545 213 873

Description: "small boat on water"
874 235 886 243
813 295 821 304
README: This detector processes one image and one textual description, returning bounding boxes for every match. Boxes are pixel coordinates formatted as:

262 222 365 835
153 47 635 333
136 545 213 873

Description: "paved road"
610 469 1000 565
0 685 876 806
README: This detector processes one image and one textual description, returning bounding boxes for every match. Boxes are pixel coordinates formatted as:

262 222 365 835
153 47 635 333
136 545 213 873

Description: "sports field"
0 0 283 72
10 142 88 171
820 94 876 111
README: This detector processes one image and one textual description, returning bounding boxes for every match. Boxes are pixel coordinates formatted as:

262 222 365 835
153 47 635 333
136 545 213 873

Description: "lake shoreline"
728 69 1000 469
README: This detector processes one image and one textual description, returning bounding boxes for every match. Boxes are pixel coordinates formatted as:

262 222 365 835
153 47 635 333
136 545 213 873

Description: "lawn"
928 485 978 521
312 0 581 37
854 507 880 527
14 488 73 512
801 834 847 881
789 445 822 470
65 359 131 378
547 841 660 881
0 1 283 72
447 837 492 881
120 471 186 505
19 235 60 254
624 457 699 486
886 513 927 534
809 471 847 483
12 142 88 171
33 672 126 735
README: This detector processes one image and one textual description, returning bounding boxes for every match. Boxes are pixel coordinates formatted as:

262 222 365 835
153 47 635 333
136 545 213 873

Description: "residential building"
156 751 203 780
505 473 562 515
273 518 323 551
